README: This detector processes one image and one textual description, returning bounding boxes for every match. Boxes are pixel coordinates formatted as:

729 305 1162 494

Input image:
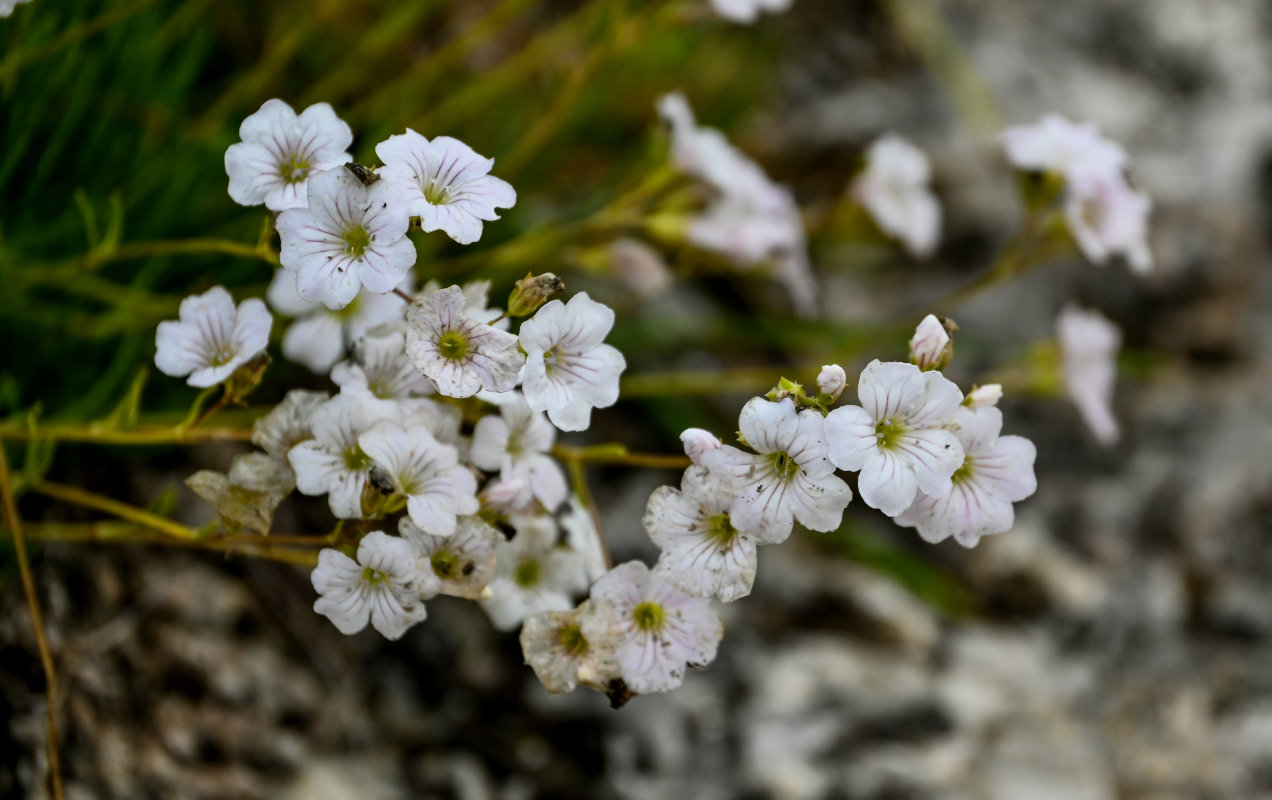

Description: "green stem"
0 449 64 800
29 482 199 542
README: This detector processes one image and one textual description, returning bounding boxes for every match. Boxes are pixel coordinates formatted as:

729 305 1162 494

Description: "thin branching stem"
0 449 64 800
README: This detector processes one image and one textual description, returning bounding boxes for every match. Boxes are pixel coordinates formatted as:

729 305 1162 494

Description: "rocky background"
5 0 1272 798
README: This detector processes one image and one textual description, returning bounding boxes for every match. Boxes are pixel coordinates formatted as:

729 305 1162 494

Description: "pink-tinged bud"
909 314 954 371
680 428 722 465
965 384 1003 408
481 477 527 511
816 364 847 400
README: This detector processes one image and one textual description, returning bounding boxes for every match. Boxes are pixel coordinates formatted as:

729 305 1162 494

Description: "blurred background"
3 0 1272 797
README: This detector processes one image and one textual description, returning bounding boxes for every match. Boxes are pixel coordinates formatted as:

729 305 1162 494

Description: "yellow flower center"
633 601 664 632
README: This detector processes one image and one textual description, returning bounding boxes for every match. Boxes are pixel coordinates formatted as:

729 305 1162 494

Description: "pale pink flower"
225 99 353 212
154 286 271 388
852 134 941 259
311 531 438 639
825 360 964 517
1057 305 1122 445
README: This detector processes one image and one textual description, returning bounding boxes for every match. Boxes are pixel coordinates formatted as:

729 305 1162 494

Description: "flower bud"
965 384 1003 408
909 314 955 371
816 364 847 401
680 428 721 465
507 272 565 318
223 352 271 404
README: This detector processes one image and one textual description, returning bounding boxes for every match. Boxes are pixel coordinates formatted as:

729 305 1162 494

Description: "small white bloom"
481 517 589 631
419 278 509 329
681 428 723 466
224 99 353 212
852 134 941 259
519 292 627 432
288 394 390 518
277 167 415 310
469 395 567 512
999 114 1126 181
965 384 1003 408
702 398 852 541
267 268 410 373
154 286 271 388
648 466 759 602
405 285 523 398
895 407 1037 548
400 515 500 599
375 130 516 245
332 323 434 412
311 531 438 639
520 600 622 695
816 364 847 401
251 388 330 464
708 0 794 23
658 93 817 316
589 561 723 695
358 421 478 536
1065 172 1153 274
1 0 34 18
825 360 965 517
1057 305 1122 445
908 314 950 371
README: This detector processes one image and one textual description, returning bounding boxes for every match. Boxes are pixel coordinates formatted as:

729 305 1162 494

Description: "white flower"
824 360 965 517
311 531 438 639
965 384 1003 408
251 388 329 464
154 286 272 388
405 285 523 398
1065 172 1153 275
481 517 589 631
1 0 34 17
702 398 852 541
224 99 353 212
375 130 516 245
816 364 847 400
419 278 508 329
895 407 1037 548
267 268 410 373
680 428 723 466
518 292 626 432
288 394 390 518
708 0 794 23
357 421 478 536
589 561 723 695
1057 305 1121 445
999 114 1126 181
520 601 622 695
647 466 759 602
469 395 567 512
908 314 950 371
331 323 434 412
658 93 817 315
277 167 415 310
400 515 500 599
852 134 941 259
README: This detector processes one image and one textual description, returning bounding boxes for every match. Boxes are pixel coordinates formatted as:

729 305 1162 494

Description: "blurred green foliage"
0 0 784 421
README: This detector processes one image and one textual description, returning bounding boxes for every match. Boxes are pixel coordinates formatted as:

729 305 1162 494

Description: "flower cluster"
513 314 1037 705
1001 114 1152 273
142 92 1106 710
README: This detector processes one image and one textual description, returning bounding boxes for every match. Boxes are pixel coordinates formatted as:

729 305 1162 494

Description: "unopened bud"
223 352 271 404
507 272 564 318
965 384 1003 408
680 428 722 465
816 364 847 401
909 314 955 371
